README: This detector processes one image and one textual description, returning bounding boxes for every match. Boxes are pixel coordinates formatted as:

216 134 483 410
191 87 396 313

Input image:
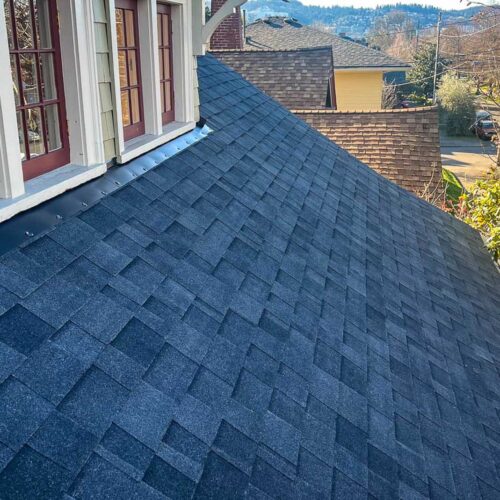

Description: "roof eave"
335 66 410 73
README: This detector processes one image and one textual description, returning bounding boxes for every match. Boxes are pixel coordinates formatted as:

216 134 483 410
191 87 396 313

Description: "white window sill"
0 163 107 223
118 121 196 164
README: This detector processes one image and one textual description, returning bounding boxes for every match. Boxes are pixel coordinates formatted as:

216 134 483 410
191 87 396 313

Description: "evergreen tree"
407 43 447 98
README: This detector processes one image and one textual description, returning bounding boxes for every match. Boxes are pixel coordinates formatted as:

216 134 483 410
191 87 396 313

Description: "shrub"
442 168 464 204
437 72 476 136
454 171 500 261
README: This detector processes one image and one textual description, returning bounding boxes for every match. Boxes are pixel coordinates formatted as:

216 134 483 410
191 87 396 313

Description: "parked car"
470 110 497 140
395 99 418 109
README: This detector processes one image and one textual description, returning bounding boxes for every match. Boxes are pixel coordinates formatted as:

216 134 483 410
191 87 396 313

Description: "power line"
362 10 500 42
440 21 500 37
388 61 473 88
365 16 491 39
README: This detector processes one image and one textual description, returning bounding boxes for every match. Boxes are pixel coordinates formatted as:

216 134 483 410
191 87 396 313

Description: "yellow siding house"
334 71 383 111
244 18 410 111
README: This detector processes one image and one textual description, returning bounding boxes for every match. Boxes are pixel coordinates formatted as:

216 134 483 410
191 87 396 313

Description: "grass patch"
442 168 464 203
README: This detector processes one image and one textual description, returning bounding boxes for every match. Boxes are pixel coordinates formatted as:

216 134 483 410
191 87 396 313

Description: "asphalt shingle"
242 17 408 69
0 54 497 499
213 47 334 110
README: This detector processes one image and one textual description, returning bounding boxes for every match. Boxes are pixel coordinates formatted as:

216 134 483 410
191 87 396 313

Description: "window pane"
115 9 125 47
14 0 34 49
20 53 39 104
10 54 20 106
128 50 137 86
121 91 130 126
130 88 140 124
26 107 45 157
125 9 135 46
164 81 171 112
4 0 14 49
45 104 61 151
157 14 162 46
161 82 165 113
162 15 170 47
40 52 56 100
34 0 52 48
16 111 26 160
158 49 164 80
163 48 170 79
118 50 128 88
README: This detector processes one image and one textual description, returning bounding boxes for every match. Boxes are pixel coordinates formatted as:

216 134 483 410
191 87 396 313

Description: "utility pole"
432 12 442 104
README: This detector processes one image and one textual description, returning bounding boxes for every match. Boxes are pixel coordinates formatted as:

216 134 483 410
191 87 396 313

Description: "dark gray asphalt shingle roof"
0 55 499 499
212 47 333 109
245 17 410 69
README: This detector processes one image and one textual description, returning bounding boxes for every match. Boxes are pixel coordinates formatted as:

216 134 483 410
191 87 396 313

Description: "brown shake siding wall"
293 107 442 195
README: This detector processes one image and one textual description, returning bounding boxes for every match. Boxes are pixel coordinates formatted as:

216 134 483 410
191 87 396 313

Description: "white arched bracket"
200 0 247 52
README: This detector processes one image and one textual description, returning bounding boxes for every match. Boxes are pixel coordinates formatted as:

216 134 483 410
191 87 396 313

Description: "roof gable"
245 17 409 69
211 47 333 109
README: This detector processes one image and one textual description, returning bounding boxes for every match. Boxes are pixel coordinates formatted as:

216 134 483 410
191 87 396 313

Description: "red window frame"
6 0 70 181
157 3 175 125
115 0 145 141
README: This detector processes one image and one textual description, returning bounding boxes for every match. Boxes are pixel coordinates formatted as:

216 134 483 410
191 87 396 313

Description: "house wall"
209 0 243 50
0 0 201 222
334 70 383 111
294 106 442 195
93 0 116 161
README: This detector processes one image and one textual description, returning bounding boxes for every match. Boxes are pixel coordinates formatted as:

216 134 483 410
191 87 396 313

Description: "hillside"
242 1 481 38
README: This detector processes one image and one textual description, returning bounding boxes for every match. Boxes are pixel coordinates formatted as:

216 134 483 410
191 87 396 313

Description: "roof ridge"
245 18 410 68
210 46 333 54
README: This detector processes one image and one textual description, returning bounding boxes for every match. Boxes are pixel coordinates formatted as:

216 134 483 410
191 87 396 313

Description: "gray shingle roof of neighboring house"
245 17 410 70
212 46 334 109
0 55 499 499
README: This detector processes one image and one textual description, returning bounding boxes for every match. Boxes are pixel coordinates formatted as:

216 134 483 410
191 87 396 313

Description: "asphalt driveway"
440 132 497 187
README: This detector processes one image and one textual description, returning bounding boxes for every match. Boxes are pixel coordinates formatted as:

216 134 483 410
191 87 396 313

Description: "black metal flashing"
0 124 211 257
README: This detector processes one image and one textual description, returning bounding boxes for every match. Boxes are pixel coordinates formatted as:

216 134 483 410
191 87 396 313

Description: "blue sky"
299 1 471 8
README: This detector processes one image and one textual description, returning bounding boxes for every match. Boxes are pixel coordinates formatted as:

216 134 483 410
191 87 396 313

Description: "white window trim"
0 4 26 200
0 0 107 222
107 0 196 165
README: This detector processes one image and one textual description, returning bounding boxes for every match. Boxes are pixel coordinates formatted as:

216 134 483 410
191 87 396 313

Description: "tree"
437 72 476 135
386 31 414 62
382 83 399 109
407 43 447 98
440 5 500 165
367 10 415 52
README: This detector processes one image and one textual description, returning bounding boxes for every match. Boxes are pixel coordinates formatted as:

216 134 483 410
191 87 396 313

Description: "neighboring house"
239 16 410 111
295 106 443 194
212 47 336 109
0 3 499 500
210 12 440 196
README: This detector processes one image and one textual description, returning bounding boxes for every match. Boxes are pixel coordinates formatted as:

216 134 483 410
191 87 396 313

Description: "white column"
0 5 24 199
107 0 125 154
139 0 162 135
171 0 194 124
192 0 205 56
57 0 105 167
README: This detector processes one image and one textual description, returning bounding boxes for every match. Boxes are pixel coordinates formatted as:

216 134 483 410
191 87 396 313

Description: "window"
5 0 69 181
115 0 144 141
157 3 174 125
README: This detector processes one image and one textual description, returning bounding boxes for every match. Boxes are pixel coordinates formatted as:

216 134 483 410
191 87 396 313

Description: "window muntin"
115 0 144 141
157 3 174 125
5 0 69 180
